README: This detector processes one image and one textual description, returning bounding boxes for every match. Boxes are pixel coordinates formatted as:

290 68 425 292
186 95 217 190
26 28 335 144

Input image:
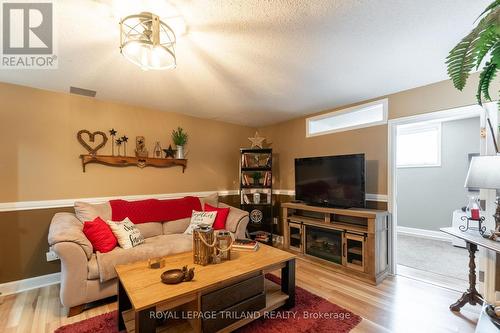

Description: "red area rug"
55 275 361 333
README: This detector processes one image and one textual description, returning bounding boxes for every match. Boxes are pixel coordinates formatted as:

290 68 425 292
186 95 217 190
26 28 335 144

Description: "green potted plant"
172 127 188 159
252 172 262 185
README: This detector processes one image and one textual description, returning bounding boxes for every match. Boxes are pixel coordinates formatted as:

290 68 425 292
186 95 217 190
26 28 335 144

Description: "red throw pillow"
204 203 230 230
83 217 117 253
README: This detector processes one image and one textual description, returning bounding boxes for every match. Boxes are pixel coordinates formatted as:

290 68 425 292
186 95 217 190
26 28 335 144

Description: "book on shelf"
264 154 271 168
242 174 250 186
232 239 259 251
263 171 271 186
242 194 251 204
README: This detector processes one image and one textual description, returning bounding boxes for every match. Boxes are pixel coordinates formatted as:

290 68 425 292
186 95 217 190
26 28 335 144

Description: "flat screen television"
295 154 365 208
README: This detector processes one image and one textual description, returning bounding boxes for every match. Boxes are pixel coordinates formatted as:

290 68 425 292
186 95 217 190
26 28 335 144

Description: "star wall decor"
163 144 177 158
248 132 266 148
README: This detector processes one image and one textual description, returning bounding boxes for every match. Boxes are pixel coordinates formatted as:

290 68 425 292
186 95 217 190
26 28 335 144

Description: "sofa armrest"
48 212 93 260
52 241 89 308
218 203 249 239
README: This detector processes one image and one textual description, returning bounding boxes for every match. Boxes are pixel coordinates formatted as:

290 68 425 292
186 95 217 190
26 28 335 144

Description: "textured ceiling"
0 0 489 126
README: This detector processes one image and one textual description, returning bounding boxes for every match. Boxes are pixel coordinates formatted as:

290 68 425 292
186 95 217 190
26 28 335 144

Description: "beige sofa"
47 195 249 316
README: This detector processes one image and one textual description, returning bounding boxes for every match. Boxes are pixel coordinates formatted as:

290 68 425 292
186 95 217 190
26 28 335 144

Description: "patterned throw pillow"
184 210 218 235
106 218 145 249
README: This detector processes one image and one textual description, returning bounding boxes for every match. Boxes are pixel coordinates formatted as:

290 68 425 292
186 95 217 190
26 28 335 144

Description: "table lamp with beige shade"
465 156 500 238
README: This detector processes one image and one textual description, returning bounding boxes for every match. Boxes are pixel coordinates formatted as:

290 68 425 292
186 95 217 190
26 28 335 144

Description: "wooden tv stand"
282 202 391 285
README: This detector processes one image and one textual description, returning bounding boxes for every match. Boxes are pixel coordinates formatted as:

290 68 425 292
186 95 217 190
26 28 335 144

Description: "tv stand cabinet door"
288 222 303 253
344 233 366 272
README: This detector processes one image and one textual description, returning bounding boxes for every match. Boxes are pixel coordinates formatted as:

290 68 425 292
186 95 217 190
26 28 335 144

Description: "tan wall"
259 73 499 194
0 82 254 283
1 73 497 284
0 82 255 203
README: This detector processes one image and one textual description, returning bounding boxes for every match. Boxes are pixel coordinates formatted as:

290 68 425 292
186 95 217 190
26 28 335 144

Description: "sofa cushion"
163 218 191 235
135 222 163 239
95 234 192 282
87 254 99 280
110 196 202 224
199 193 218 207
74 201 111 223
83 217 117 253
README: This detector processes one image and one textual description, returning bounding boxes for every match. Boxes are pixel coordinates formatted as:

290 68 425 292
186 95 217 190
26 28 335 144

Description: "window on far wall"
306 99 388 137
396 123 441 168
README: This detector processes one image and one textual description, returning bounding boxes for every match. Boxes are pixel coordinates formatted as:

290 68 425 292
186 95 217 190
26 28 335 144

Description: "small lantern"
193 224 214 266
460 196 486 234
216 230 232 261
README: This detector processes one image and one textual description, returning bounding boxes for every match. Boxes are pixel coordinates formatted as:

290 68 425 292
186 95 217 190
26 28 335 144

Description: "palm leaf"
446 29 483 90
475 25 500 68
447 10 499 90
476 0 500 21
491 41 500 65
477 61 498 105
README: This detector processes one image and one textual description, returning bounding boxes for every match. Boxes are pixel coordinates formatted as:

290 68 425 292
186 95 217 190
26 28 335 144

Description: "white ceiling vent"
70 86 97 98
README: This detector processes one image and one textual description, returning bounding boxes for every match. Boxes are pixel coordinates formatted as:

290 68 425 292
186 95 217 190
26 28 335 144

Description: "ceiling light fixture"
120 12 176 71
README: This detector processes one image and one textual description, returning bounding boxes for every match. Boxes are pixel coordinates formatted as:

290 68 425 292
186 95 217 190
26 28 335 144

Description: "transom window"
306 99 388 137
396 123 441 168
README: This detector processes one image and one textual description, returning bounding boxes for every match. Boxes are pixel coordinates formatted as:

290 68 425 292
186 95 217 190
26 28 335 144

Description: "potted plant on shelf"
172 127 188 159
252 172 262 185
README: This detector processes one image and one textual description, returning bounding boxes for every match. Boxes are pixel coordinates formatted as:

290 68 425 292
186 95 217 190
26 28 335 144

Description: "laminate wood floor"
0 257 480 333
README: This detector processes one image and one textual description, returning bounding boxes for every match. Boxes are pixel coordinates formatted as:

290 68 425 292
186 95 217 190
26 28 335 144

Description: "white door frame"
387 103 495 275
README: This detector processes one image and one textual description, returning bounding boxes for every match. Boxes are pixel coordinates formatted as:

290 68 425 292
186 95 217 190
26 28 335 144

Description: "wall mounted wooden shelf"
80 154 187 173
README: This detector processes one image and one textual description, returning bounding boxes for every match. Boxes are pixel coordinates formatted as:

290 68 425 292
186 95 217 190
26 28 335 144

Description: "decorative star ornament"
121 135 128 143
109 129 117 136
248 132 266 148
115 138 122 145
163 145 177 158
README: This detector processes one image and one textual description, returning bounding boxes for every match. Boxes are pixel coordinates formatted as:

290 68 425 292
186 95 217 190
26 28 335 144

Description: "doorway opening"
388 104 495 291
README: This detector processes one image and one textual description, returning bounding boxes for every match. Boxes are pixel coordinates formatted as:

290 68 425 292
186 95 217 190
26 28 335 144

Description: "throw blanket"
110 196 202 224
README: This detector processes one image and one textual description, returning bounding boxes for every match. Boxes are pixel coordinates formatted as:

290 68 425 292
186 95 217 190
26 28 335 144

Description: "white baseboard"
0 272 60 296
397 226 452 242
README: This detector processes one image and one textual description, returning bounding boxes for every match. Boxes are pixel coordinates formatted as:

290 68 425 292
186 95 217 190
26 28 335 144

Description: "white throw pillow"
106 218 145 249
184 210 217 235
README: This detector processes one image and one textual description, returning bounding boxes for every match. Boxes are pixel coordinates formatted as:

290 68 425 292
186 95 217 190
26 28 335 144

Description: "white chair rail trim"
0 190 387 212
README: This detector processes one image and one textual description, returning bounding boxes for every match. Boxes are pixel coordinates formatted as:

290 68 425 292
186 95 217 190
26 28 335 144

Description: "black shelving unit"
239 148 273 245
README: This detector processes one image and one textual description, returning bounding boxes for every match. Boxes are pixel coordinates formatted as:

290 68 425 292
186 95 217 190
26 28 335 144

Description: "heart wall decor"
77 130 108 155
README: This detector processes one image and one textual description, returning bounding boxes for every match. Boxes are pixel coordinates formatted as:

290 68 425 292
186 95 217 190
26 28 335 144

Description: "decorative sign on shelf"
135 136 148 157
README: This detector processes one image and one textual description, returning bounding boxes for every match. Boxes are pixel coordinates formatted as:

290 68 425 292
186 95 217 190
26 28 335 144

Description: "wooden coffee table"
116 244 296 333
